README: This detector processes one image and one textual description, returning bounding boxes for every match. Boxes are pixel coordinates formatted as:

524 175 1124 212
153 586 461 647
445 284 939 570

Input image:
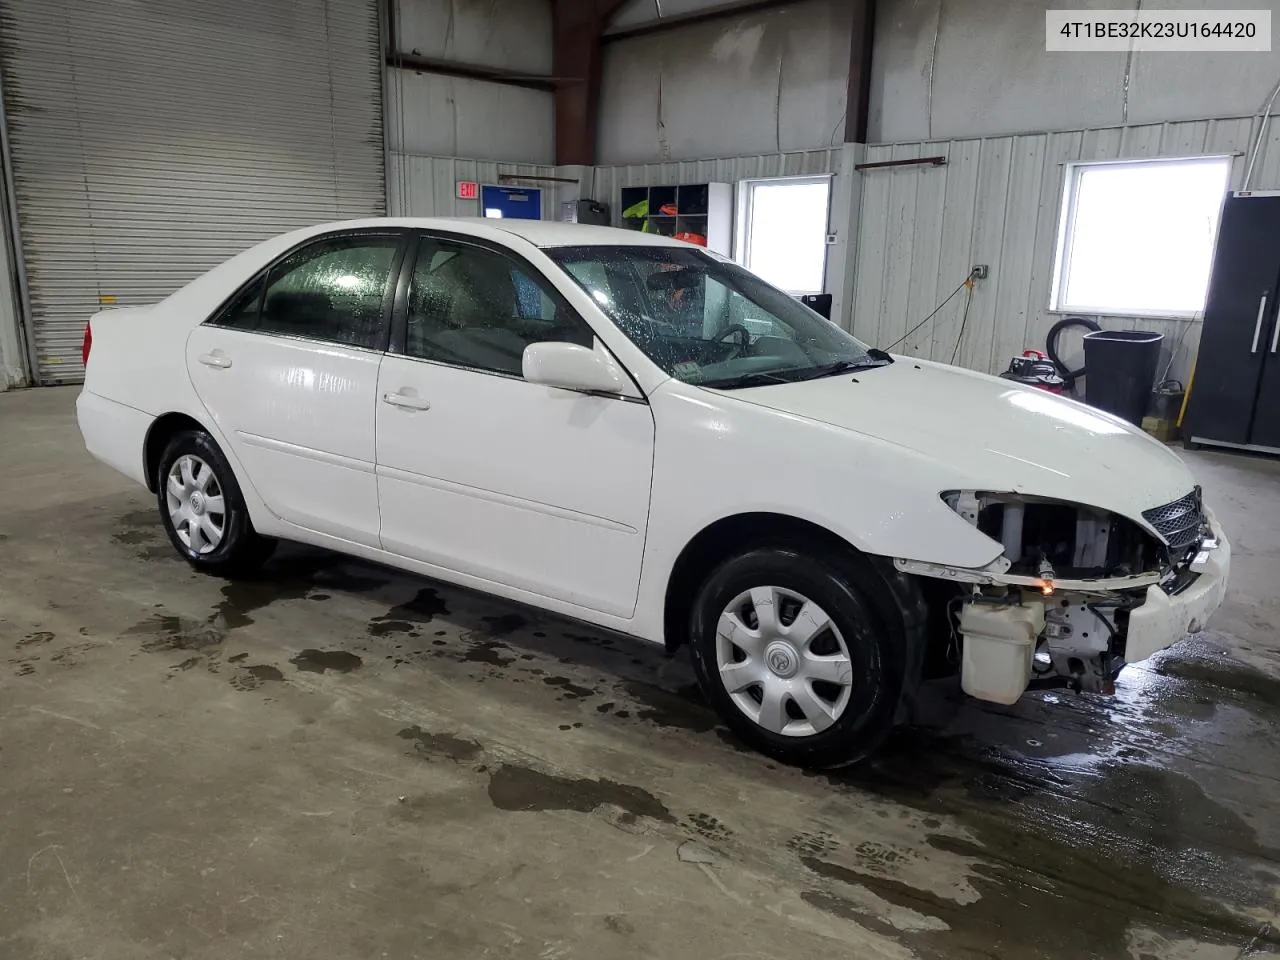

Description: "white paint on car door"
186 232 404 546
376 357 655 617
374 234 655 617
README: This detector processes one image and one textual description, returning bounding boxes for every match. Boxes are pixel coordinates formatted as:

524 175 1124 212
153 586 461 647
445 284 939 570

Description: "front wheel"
156 429 276 575
688 545 902 768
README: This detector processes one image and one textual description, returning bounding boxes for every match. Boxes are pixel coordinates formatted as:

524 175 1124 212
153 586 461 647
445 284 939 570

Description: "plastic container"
959 604 1044 705
1082 330 1163 425
1151 379 1185 421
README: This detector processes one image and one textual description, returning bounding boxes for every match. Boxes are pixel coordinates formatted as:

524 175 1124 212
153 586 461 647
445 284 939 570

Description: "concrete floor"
3 386 1280 960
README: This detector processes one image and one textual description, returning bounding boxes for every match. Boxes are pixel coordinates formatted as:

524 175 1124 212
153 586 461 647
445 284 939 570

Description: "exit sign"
456 180 479 200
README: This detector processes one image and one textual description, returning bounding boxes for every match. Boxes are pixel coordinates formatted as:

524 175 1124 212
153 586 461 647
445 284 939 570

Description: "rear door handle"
382 391 431 410
197 352 232 369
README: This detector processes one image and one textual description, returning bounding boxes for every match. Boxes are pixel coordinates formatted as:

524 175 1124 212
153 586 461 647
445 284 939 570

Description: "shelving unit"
618 182 733 256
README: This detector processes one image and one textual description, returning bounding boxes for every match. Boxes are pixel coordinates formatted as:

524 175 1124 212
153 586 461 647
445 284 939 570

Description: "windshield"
544 245 887 388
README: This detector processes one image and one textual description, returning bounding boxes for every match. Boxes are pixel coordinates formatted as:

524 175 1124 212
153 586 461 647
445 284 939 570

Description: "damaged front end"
895 488 1230 705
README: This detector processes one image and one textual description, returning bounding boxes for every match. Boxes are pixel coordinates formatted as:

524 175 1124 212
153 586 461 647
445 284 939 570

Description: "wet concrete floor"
3 385 1280 960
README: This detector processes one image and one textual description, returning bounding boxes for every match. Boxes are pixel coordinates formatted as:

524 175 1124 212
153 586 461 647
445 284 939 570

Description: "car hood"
718 359 1196 526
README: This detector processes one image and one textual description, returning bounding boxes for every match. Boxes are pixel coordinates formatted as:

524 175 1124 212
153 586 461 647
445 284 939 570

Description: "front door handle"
382 391 431 410
197 352 232 369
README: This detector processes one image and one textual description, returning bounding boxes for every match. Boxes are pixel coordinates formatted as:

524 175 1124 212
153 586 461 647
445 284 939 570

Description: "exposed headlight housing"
940 490 1164 579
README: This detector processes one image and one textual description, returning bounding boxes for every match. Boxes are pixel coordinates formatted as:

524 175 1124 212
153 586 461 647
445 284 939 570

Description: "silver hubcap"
715 586 854 738
165 454 226 555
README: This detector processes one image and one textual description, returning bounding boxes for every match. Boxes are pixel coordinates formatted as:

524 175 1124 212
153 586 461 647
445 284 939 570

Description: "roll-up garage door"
0 0 385 383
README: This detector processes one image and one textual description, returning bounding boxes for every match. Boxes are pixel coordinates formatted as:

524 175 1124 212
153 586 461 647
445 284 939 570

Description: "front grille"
1143 487 1204 554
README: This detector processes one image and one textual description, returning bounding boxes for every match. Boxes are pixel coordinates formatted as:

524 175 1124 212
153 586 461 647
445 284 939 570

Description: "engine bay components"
920 489 1223 705
959 595 1118 701
1037 600 1120 692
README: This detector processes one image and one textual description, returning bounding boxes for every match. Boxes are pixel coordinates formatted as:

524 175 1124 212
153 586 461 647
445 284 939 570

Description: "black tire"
1046 316 1101 385
155 429 276 575
688 545 904 768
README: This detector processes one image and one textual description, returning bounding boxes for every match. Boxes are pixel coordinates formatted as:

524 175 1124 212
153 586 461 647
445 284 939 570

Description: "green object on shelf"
621 197 655 233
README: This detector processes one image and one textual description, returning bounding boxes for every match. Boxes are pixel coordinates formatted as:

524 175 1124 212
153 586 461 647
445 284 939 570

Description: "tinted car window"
214 235 399 349
216 277 265 331
405 238 594 377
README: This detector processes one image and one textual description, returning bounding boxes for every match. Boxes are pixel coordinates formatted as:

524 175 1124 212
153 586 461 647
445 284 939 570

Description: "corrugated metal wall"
0 230 20 388
386 71 553 165
396 0 551 74
0 90 21 390
387 155 559 218
597 0 851 165
871 0 1280 144
0 0 385 384
585 148 843 200
851 117 1279 382
385 0 556 215
607 0 753 32
386 0 554 167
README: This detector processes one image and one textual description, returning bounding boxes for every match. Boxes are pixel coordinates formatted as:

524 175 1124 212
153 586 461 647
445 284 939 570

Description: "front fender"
630 382 1004 642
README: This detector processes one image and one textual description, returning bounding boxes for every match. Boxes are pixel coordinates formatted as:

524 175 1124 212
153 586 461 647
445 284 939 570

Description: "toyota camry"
76 217 1230 767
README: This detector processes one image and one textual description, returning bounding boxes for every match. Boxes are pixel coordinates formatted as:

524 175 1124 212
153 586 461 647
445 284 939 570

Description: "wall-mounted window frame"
734 174 833 296
1050 155 1232 320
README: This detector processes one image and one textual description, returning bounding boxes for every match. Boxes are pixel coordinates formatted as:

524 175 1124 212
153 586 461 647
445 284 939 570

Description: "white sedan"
77 217 1230 767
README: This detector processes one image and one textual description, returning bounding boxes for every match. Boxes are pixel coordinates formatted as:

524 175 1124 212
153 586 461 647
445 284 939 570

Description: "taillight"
81 322 92 367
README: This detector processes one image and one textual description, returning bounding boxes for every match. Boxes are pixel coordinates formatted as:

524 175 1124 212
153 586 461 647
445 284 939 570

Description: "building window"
1051 156 1231 318
737 176 831 295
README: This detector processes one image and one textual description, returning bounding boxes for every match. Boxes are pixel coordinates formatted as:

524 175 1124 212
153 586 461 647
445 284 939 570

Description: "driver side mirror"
523 341 627 395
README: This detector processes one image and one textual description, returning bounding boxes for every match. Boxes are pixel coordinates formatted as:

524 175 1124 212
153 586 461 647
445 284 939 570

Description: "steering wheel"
716 324 752 358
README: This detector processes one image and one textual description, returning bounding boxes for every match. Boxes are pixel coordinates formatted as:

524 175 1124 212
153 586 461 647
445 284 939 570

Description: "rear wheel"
688 545 903 768
156 429 275 574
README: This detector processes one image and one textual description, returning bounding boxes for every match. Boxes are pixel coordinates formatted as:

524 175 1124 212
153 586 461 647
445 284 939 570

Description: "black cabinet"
1186 194 1280 452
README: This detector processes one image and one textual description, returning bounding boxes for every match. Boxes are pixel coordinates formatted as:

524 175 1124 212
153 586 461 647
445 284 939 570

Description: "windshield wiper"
698 370 797 389
802 353 894 380
701 353 893 389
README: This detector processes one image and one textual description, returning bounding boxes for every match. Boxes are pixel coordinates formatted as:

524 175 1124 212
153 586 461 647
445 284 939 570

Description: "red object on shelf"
673 231 707 246
658 203 679 216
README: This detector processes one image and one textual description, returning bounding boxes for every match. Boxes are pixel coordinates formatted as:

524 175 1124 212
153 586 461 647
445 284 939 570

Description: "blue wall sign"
480 185 542 220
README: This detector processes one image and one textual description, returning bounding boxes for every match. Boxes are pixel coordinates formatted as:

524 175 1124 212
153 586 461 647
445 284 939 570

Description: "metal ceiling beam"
601 0 797 43
382 0 560 92
384 52 558 92
381 0 625 163
553 0 630 165
845 0 876 144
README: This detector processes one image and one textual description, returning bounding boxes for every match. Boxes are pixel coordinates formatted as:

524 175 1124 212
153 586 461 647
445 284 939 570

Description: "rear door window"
211 234 401 350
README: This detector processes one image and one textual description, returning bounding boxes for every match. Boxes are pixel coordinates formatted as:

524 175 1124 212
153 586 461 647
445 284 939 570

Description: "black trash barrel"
1082 330 1163 425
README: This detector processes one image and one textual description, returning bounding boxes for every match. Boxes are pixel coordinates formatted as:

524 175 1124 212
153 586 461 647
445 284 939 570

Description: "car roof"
303 216 691 249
